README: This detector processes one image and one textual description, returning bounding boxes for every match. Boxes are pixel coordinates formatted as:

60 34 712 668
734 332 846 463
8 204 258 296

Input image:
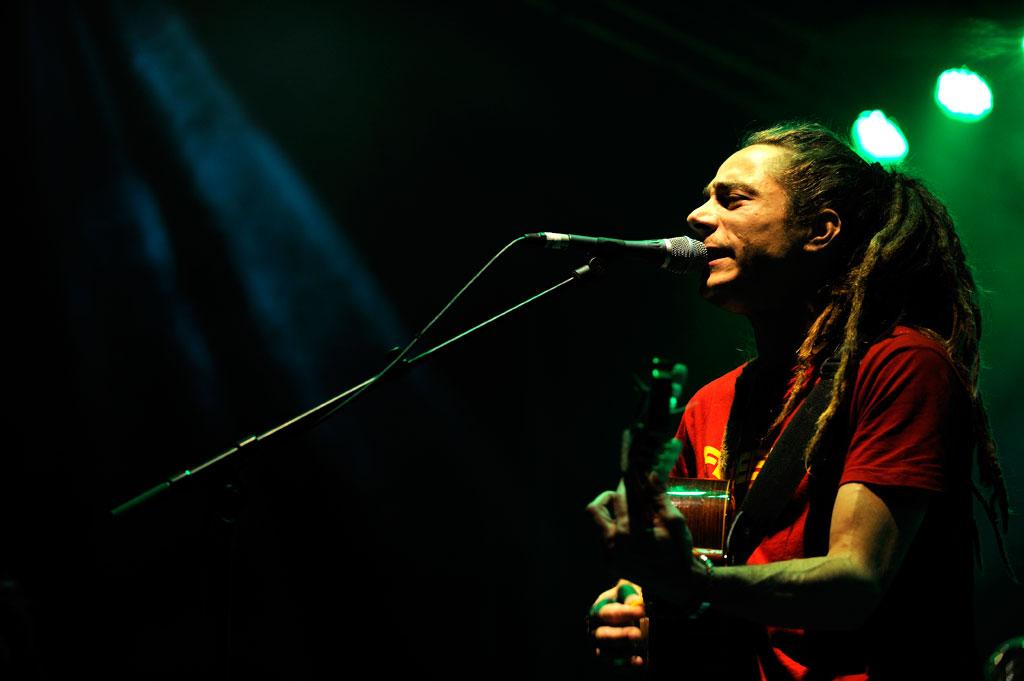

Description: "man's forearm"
700 554 882 630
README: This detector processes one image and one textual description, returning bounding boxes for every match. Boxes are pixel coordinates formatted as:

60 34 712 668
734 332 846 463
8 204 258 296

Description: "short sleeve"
840 342 964 493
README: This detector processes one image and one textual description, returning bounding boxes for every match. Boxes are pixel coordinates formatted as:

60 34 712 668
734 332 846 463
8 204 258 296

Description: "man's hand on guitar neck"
586 480 712 666
588 479 709 604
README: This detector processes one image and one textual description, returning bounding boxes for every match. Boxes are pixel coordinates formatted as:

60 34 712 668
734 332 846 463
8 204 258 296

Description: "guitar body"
615 359 755 677
664 477 734 565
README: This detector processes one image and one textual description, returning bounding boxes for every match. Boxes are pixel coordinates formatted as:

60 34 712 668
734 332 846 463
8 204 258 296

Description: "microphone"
524 232 707 274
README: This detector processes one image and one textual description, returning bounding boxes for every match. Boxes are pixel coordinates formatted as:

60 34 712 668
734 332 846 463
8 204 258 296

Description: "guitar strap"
724 354 844 566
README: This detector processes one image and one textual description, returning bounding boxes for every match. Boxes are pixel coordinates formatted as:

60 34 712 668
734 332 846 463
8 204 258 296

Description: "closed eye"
717 188 748 208
706 181 759 208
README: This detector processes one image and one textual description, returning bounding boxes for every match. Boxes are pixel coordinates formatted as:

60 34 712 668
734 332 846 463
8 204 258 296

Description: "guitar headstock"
622 357 688 528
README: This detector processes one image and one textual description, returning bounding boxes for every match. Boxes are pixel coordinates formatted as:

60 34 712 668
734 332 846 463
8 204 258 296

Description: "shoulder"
855 326 962 397
674 362 747 458
861 325 951 364
677 362 747 433
686 363 747 411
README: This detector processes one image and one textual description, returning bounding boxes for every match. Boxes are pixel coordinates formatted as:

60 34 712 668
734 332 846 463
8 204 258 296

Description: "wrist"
689 553 714 617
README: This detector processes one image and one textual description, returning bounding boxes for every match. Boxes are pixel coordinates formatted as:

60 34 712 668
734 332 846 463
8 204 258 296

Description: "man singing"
587 122 1011 680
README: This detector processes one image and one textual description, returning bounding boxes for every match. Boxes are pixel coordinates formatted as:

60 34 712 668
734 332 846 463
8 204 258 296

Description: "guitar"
599 353 849 677
597 358 748 676
621 357 734 566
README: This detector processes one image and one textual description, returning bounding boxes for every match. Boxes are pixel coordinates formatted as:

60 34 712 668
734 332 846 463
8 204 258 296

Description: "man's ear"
804 208 841 252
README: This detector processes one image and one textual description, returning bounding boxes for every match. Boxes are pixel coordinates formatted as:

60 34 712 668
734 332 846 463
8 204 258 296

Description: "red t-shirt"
672 327 976 680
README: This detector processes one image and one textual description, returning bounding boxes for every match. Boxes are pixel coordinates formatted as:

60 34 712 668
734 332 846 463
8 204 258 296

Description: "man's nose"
686 200 715 240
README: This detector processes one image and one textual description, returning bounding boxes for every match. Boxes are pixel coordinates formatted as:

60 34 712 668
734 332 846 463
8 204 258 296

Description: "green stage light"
935 67 993 122
850 110 908 164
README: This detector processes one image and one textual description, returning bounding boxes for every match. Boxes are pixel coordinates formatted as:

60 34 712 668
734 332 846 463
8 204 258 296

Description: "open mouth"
705 246 731 264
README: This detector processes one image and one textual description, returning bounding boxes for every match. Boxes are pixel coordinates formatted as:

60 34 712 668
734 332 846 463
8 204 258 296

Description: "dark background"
13 1 1023 678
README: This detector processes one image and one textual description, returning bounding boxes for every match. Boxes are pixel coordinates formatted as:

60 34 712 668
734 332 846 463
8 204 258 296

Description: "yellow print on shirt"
703 446 724 479
704 445 767 484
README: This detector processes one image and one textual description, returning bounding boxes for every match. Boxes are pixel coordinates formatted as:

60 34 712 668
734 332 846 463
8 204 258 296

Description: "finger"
589 597 616 618
594 648 646 669
591 584 621 608
593 625 644 641
658 504 693 550
594 603 645 624
586 491 619 540
651 487 685 524
615 579 643 605
613 490 629 534
652 493 694 546
590 580 644 619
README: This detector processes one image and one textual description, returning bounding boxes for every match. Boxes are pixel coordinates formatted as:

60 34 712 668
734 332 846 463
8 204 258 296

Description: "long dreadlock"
742 122 1011 568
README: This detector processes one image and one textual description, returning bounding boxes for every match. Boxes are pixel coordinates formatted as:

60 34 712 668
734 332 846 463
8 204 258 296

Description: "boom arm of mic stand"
110 258 603 516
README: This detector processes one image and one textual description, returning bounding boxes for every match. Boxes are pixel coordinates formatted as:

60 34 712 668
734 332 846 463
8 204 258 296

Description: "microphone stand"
110 258 603 516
